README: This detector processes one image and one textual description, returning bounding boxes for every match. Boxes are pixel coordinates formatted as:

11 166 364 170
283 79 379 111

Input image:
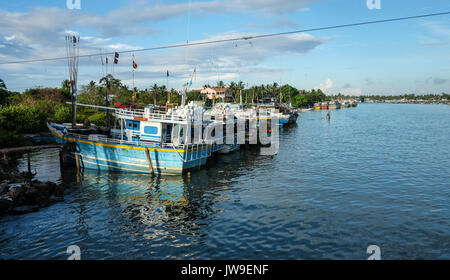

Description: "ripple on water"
0 104 449 259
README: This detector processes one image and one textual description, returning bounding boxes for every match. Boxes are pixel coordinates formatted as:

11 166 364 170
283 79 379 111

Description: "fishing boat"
335 100 341 109
314 103 321 110
328 101 337 110
48 104 220 175
254 98 297 127
321 102 329 110
218 143 241 154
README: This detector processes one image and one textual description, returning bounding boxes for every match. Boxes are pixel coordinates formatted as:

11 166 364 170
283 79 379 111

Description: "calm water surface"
1 103 449 259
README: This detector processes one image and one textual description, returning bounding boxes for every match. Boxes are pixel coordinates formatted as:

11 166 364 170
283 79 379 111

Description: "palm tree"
99 74 121 89
61 79 70 90
216 80 225 88
151 83 159 105
228 81 237 101
0 78 7 105
88 80 96 91
236 81 245 104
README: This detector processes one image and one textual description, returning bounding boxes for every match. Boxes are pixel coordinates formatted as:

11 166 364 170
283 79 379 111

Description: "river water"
1 103 449 259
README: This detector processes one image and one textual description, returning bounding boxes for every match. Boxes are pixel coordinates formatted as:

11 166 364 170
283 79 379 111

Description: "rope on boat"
172 143 188 163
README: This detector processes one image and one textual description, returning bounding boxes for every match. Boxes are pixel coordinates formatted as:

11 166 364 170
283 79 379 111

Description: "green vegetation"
360 93 450 102
0 75 448 148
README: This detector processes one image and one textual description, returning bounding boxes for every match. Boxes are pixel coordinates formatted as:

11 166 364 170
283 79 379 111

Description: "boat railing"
63 131 210 153
114 109 196 122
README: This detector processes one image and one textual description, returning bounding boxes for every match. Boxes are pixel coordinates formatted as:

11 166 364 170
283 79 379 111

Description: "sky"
0 0 449 95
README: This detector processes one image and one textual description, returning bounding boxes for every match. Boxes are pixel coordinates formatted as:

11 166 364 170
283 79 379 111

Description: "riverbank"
0 153 65 216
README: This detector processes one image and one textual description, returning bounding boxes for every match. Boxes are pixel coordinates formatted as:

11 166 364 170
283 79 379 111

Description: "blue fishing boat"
48 104 221 175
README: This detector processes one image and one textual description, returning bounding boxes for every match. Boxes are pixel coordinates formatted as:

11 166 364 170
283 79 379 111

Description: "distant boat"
328 102 337 110
314 103 321 110
335 100 341 109
321 102 329 110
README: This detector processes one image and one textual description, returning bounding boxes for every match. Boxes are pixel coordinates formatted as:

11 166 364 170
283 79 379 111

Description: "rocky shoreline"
0 156 65 216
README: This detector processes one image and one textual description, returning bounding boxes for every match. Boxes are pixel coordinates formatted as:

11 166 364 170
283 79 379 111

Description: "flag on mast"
133 60 138 69
114 52 119 64
166 70 169 77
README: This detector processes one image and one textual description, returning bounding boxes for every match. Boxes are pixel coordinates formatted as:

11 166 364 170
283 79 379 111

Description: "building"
200 85 233 101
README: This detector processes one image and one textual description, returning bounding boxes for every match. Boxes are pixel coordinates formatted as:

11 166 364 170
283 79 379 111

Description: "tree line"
1 75 448 147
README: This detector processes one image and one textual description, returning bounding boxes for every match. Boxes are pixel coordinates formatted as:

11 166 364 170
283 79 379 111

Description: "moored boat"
48 104 219 175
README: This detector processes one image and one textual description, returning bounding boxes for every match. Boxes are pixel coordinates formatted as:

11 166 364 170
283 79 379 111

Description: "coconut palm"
0 78 6 90
61 79 70 90
99 74 121 89
151 83 159 105
216 80 225 88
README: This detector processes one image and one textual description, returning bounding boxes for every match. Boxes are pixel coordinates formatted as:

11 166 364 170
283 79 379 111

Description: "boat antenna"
65 32 80 128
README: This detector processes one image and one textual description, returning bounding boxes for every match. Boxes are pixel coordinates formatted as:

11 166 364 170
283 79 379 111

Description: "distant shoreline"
363 101 449 105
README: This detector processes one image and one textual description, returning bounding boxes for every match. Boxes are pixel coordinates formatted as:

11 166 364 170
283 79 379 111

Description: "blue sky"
0 0 449 95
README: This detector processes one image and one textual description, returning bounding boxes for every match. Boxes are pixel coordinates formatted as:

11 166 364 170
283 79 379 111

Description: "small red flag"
132 61 137 69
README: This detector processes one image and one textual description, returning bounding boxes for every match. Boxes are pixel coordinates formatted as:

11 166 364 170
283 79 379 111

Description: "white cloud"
0 1 320 90
4 35 15 41
420 20 450 46
237 0 315 14
315 78 333 92
341 87 362 96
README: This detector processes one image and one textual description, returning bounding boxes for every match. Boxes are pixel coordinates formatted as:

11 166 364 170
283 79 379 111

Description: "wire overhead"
0 11 449 65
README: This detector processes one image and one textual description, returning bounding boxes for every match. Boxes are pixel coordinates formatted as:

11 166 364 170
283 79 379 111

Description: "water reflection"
54 146 266 256
3 104 448 259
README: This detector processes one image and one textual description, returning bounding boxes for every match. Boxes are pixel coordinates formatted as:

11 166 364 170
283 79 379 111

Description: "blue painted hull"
49 124 210 175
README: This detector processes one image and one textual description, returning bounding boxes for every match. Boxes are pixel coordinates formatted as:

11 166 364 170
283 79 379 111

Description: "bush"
87 112 106 126
53 105 71 123
0 104 52 133
0 128 32 148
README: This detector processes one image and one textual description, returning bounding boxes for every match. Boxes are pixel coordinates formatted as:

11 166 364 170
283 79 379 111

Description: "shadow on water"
44 144 270 259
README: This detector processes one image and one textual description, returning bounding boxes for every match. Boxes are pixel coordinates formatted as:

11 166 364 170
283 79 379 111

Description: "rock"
8 184 25 203
54 184 65 197
0 182 9 195
32 181 56 196
9 205 39 215
0 195 13 214
48 195 64 203
24 187 40 205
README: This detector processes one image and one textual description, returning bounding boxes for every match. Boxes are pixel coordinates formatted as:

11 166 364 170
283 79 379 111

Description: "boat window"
144 126 158 135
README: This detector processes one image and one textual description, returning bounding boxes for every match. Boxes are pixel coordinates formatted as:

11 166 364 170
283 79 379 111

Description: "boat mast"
65 33 80 128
